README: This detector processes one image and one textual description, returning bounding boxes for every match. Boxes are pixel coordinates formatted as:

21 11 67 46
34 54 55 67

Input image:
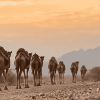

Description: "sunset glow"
0 0 100 64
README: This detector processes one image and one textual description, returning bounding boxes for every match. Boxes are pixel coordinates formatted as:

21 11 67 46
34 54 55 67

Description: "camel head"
7 51 12 58
40 56 45 61
29 53 32 57
76 61 79 65
59 61 63 65
28 53 32 60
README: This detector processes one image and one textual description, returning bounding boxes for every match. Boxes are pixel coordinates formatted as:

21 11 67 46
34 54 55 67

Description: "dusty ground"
1 81 100 100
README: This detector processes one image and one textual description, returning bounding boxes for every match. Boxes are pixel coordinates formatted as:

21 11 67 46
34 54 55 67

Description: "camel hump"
81 65 87 71
0 46 8 60
15 48 31 67
16 48 29 60
57 61 65 73
0 46 8 57
50 56 58 65
32 53 41 65
0 46 10 67
32 53 39 60
16 48 28 56
70 61 79 69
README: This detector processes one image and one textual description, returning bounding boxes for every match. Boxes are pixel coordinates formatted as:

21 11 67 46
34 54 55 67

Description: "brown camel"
48 57 58 85
31 53 44 86
14 48 32 89
0 49 12 91
70 61 79 83
80 65 87 82
57 61 66 84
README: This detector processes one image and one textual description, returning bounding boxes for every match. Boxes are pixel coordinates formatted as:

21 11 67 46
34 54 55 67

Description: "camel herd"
0 47 87 91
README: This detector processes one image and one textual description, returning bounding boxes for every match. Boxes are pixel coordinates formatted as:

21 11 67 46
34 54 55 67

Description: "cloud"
0 0 100 28
0 0 32 7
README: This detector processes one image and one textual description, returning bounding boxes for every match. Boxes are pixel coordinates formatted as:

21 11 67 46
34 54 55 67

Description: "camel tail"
18 53 21 67
31 61 35 74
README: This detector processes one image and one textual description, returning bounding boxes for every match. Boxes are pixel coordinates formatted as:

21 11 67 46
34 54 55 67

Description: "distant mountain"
57 46 100 75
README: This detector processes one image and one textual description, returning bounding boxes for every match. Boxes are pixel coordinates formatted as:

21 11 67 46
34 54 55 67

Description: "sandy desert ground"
1 80 100 100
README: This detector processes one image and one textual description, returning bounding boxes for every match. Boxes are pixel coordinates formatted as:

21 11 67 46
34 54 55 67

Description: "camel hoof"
27 85 30 88
51 83 54 85
16 86 18 89
4 86 8 90
37 83 41 86
25 86 27 88
25 85 29 88
19 86 21 89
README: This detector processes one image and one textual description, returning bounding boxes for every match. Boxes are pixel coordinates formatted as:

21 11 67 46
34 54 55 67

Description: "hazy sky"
0 0 100 67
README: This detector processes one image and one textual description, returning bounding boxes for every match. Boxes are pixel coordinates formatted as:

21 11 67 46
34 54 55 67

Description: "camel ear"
11 51 12 53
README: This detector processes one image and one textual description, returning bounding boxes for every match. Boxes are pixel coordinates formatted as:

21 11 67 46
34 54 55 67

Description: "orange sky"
0 0 100 65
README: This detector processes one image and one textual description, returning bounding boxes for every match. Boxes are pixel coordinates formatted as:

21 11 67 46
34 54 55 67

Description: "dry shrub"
0 69 24 85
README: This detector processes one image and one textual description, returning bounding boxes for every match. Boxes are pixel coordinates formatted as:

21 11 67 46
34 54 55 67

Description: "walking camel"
70 61 79 83
48 57 58 85
14 48 32 89
80 65 87 82
57 61 66 84
31 53 44 86
0 46 12 90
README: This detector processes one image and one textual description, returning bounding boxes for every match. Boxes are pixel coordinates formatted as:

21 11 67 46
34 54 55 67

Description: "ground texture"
0 81 100 100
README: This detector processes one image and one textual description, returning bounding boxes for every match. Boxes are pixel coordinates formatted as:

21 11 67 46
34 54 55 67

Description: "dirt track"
1 81 100 100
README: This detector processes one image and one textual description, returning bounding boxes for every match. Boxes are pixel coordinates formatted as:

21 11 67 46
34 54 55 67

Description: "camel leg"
60 73 62 84
3 70 8 90
41 73 42 84
63 73 64 84
40 69 42 84
0 69 3 91
74 73 76 83
61 73 62 84
81 71 83 82
59 73 60 84
50 72 53 85
26 68 29 88
72 73 74 83
81 75 83 82
35 71 38 86
16 68 19 89
38 71 41 86
59 73 61 84
6 68 9 75
83 74 85 82
37 71 40 86
19 68 23 89
32 70 36 86
54 72 56 84
23 70 26 88
83 75 84 82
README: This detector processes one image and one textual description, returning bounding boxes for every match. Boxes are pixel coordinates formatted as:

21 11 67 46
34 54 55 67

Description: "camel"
80 65 87 82
31 53 44 86
14 48 32 89
0 48 12 91
57 61 66 84
70 61 79 83
48 57 58 85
